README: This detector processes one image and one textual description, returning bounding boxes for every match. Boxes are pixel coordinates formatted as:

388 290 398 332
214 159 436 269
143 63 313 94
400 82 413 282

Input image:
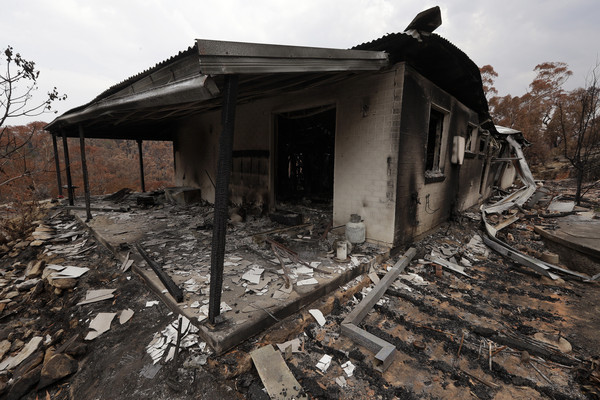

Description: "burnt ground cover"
0 178 599 399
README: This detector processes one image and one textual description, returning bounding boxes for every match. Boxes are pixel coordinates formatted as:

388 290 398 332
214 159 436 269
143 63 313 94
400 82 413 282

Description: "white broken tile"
241 266 264 285
316 354 332 372
85 312 116 340
76 289 116 305
165 346 176 362
310 262 321 268
295 266 314 275
51 266 90 279
119 309 134 324
247 277 272 291
190 301 201 308
335 376 347 387
297 278 318 286
146 301 160 307
276 338 302 353
341 361 355 377
309 309 326 326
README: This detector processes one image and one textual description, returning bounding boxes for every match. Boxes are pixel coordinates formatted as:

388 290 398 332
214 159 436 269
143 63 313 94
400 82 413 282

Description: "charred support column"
208 75 238 324
137 139 146 192
61 131 74 206
51 133 63 197
78 125 93 221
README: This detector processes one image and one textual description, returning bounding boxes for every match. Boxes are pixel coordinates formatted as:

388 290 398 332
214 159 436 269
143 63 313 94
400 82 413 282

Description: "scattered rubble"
0 177 598 399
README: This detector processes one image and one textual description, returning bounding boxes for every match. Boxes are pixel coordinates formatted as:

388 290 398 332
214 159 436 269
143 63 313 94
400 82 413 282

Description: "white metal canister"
345 214 365 244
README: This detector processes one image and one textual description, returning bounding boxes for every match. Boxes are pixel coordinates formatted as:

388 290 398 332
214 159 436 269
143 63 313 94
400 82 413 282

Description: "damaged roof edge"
46 40 388 132
45 75 219 131
195 39 389 75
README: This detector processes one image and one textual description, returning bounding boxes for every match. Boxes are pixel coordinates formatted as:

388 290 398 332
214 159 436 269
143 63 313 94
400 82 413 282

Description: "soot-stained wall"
393 65 486 245
173 69 401 244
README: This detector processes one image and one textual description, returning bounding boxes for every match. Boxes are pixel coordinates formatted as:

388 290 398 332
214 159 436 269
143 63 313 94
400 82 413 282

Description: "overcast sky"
2 0 599 126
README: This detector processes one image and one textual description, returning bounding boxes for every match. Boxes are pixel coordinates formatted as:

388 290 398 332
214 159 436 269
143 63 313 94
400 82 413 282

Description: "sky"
2 0 599 126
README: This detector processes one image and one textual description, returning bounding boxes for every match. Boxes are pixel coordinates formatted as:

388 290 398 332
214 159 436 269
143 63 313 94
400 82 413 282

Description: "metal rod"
137 139 146 192
208 74 238 324
61 130 74 206
51 133 63 197
78 125 93 221
136 243 184 302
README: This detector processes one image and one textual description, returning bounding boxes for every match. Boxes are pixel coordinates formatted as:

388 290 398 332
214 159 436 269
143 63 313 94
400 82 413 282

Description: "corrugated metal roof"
46 26 496 138
94 44 198 103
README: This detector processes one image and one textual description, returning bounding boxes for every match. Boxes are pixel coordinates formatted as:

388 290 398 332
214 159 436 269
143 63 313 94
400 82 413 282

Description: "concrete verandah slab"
535 213 600 276
70 200 389 354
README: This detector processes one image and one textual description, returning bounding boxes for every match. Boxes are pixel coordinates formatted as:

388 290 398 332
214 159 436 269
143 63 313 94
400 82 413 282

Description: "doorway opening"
275 105 336 204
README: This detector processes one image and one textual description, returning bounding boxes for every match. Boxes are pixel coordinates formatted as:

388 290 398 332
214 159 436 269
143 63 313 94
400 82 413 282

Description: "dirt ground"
1 178 599 399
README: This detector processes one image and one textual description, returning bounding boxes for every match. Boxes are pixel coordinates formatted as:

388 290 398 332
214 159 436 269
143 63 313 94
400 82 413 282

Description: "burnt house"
45 7 509 247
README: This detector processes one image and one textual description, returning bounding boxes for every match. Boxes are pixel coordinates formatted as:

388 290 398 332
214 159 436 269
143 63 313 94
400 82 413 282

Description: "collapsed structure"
44 7 530 339
45 6 519 247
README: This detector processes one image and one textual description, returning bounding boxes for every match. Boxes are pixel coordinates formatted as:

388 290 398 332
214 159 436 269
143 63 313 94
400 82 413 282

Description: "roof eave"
46 75 219 131
196 38 389 74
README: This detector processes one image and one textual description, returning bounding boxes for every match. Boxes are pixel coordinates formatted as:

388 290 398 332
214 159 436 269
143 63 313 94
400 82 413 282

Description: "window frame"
424 104 450 183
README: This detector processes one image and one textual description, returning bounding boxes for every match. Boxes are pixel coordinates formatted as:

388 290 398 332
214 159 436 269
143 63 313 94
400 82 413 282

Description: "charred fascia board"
196 39 389 74
45 74 219 132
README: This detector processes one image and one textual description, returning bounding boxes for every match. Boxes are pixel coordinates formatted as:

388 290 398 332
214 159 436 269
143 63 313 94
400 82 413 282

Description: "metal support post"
61 131 74 206
137 139 146 192
208 75 238 324
78 125 93 221
51 133 63 197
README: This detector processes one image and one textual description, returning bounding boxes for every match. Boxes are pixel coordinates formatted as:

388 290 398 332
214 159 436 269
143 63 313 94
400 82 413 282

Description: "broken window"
478 132 489 154
465 125 478 153
275 106 336 203
425 107 448 179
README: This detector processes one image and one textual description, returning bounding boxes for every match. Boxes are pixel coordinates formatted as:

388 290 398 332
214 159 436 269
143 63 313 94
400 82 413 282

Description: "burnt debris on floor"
0 177 599 399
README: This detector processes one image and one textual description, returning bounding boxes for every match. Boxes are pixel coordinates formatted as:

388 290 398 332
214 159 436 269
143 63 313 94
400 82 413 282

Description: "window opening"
425 108 446 173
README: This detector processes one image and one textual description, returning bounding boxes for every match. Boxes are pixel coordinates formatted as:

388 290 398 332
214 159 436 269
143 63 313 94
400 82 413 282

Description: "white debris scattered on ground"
77 289 116 305
197 302 231 322
146 316 208 365
309 309 326 326
241 266 265 285
276 338 302 353
119 309 134 324
297 278 318 286
85 312 117 340
341 361 355 377
316 354 333 372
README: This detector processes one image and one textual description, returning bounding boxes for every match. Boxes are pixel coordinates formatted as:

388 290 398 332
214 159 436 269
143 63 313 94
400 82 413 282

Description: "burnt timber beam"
341 247 416 372
61 131 74 206
137 139 146 192
208 74 238 324
51 133 63 197
78 125 93 221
